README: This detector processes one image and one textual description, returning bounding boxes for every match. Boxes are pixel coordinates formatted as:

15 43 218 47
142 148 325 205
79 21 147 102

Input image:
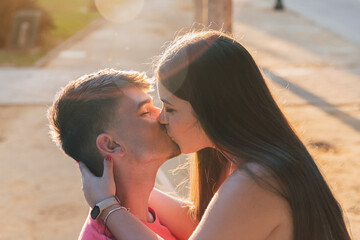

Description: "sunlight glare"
94 0 144 23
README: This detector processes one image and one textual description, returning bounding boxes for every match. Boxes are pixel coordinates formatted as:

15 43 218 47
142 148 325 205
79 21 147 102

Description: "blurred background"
0 0 359 239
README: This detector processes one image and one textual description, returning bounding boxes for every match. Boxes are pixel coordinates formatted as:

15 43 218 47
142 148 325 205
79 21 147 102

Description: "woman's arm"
80 159 196 239
189 168 291 240
80 160 289 240
105 209 164 240
149 189 198 240
79 159 163 240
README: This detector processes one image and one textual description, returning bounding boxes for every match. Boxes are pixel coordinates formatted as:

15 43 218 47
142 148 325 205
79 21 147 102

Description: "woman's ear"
96 133 125 156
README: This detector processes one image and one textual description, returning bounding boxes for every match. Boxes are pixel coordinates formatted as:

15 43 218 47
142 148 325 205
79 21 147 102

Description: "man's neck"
113 160 160 223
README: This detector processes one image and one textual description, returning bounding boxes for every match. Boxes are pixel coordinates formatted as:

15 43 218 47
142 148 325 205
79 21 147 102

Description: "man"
48 68 180 239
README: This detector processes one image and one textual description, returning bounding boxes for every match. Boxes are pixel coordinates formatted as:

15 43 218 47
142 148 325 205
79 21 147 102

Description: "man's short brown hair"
48 69 152 177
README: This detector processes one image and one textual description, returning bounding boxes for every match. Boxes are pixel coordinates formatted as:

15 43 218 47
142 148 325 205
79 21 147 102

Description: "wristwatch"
91 196 119 220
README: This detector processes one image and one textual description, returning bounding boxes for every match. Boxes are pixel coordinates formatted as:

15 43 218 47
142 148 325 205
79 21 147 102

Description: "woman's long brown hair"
156 30 352 240
189 148 227 220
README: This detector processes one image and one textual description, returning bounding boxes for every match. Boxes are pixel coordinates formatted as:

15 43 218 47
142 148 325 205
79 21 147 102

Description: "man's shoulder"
78 213 114 240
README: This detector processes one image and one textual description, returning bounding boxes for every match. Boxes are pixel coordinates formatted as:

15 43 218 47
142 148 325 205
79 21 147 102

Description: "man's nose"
153 107 161 119
157 107 168 125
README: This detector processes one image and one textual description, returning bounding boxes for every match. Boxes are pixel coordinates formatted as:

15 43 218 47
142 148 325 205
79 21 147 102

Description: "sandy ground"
284 104 360 238
0 106 86 240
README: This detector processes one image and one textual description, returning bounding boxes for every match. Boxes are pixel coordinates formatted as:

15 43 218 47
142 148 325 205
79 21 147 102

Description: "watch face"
91 206 100 219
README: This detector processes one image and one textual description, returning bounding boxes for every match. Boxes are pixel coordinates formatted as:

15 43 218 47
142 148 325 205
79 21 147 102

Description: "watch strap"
96 196 119 211
91 196 119 219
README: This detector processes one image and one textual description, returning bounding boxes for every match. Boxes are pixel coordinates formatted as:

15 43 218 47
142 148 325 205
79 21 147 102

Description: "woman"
80 30 352 239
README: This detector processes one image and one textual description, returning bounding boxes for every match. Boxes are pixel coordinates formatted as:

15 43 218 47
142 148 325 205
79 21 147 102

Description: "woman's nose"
158 107 168 125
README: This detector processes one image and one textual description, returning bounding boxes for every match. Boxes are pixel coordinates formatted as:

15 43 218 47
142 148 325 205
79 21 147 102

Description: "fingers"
79 161 92 178
103 156 114 178
79 158 114 180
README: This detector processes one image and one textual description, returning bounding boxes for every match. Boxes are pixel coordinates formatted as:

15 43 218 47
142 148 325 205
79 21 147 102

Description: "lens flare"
94 0 144 23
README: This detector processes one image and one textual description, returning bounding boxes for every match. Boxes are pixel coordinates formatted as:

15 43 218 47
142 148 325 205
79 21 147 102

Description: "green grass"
38 0 99 40
0 50 47 66
1 0 99 66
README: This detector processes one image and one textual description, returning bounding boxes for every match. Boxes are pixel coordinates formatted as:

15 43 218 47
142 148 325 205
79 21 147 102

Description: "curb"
34 17 106 68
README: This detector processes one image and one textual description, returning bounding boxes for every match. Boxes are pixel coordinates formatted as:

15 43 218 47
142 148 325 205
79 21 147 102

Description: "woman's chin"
179 145 206 154
178 145 191 154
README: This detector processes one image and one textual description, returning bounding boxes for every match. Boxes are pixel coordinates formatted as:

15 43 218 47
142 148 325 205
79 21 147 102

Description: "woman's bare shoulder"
190 163 292 240
221 163 291 223
219 162 275 196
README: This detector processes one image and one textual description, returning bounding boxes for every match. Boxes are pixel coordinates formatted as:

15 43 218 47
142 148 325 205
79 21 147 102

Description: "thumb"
102 156 114 179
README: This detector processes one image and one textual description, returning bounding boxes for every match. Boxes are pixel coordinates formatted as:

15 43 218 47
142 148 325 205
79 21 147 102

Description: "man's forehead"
118 87 152 111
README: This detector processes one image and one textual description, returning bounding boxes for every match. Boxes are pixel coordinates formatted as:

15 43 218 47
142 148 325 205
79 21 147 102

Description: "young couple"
48 30 352 240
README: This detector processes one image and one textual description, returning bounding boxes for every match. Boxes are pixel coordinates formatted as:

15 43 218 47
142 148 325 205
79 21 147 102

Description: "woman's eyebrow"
161 98 174 106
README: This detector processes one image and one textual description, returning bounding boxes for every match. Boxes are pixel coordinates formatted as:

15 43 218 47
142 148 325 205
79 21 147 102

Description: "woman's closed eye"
165 107 174 113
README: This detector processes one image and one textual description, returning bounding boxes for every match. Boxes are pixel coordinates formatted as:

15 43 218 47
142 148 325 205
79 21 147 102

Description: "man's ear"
96 133 125 156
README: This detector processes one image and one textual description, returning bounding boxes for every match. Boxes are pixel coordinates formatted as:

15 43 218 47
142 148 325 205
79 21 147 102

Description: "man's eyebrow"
161 98 173 106
137 98 152 110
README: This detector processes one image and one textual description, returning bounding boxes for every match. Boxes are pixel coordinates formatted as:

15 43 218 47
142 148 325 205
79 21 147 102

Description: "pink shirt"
79 207 177 240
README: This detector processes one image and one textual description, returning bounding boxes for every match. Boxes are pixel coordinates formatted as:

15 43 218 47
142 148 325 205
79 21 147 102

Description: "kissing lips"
167 133 178 145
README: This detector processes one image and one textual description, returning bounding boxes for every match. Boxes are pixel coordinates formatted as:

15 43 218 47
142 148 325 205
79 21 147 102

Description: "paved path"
233 0 360 132
284 0 360 45
0 0 359 107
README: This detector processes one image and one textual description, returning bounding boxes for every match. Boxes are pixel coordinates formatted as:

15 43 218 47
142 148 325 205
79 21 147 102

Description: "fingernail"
105 156 112 161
